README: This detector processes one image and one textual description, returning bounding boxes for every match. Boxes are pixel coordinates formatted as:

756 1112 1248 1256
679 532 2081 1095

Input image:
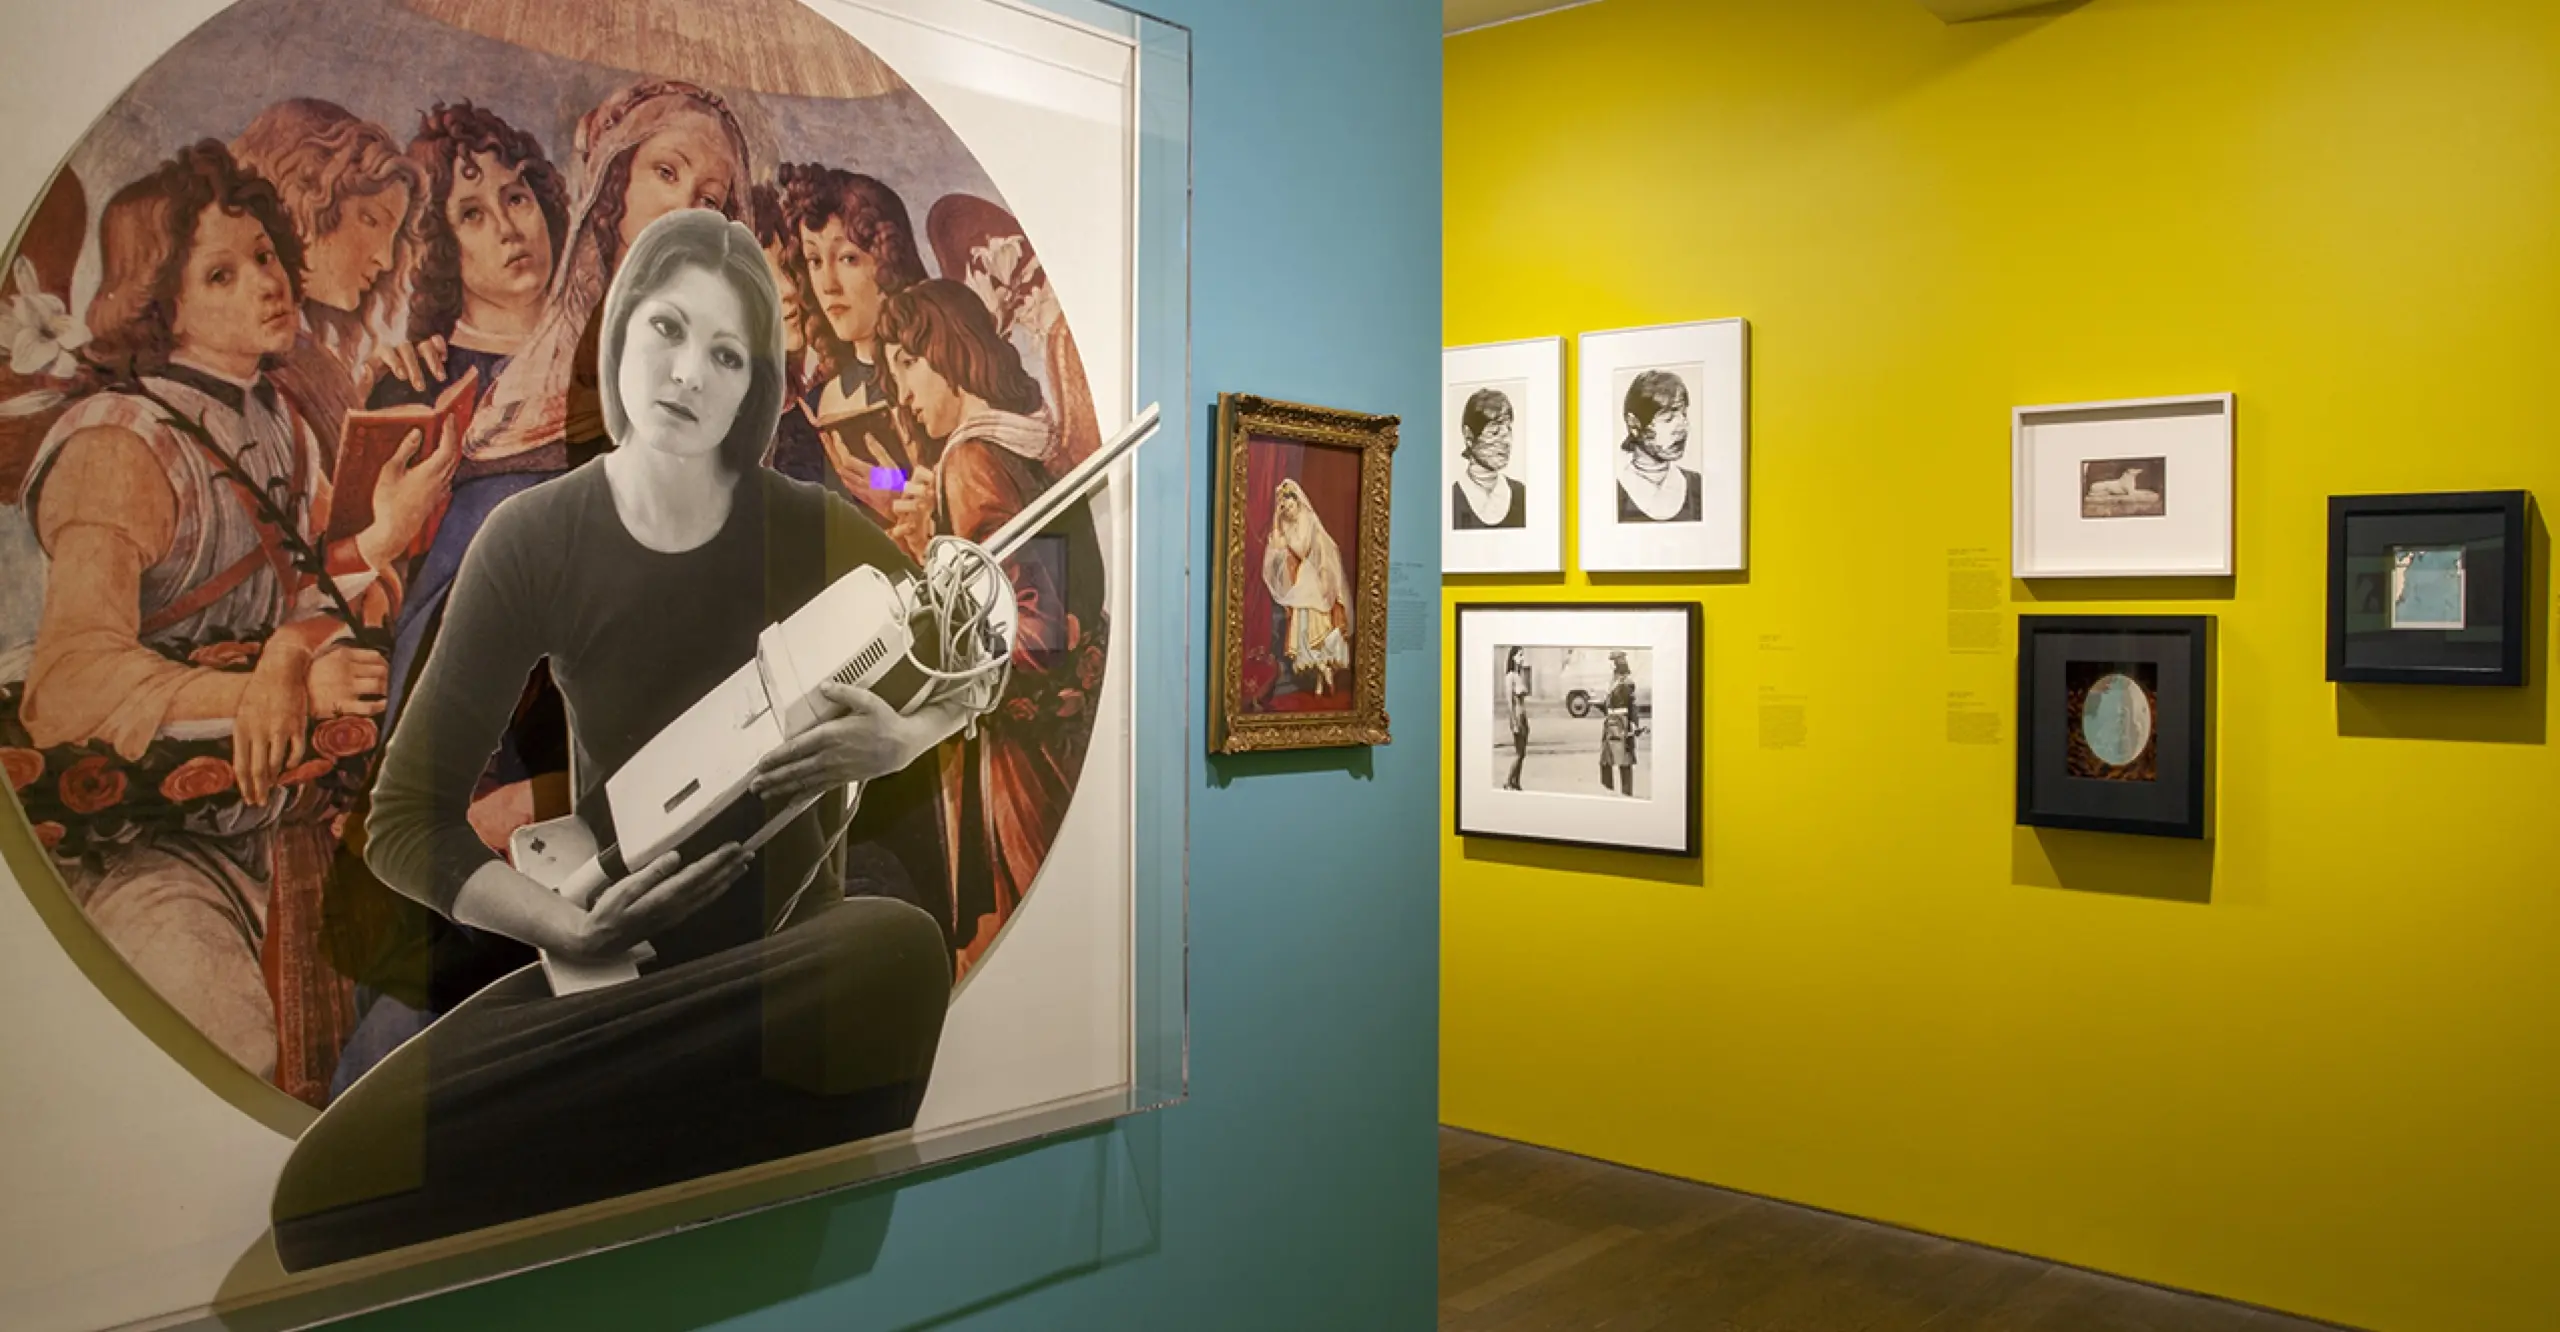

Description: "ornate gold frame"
1211 392 1398 754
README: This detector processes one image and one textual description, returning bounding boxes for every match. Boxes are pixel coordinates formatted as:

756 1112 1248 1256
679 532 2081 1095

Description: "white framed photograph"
1575 319 1747 573
1442 338 1563 574
2013 393 2235 578
1453 602 1701 857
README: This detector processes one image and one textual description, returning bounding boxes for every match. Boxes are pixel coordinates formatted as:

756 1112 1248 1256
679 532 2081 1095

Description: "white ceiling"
1444 0 1603 36
1448 0 2066 35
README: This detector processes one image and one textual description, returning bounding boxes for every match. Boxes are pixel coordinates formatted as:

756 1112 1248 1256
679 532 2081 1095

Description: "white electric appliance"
514 403 1161 992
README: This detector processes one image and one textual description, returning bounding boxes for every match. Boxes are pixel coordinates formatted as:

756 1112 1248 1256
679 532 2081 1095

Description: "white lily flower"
964 236 1046 333
3 254 89 380
0 388 66 419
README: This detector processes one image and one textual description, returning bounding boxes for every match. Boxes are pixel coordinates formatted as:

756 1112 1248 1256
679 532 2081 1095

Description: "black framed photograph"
2017 615 2213 839
2327 491 2532 686
1453 602 1702 857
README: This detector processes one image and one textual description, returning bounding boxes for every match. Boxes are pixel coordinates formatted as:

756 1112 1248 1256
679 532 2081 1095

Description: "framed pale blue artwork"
2328 491 2531 687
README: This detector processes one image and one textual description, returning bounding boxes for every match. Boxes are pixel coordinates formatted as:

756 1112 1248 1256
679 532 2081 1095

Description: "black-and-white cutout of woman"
1451 387 1525 531
1615 369 1701 524
273 209 976 1272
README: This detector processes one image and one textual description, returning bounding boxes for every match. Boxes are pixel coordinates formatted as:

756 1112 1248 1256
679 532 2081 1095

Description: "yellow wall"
1440 2 2560 1329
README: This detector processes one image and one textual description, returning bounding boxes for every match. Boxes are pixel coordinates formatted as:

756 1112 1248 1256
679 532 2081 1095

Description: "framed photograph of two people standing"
1453 602 1702 857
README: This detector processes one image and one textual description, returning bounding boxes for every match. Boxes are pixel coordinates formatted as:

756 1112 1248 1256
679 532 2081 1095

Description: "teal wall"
342 1 1444 1328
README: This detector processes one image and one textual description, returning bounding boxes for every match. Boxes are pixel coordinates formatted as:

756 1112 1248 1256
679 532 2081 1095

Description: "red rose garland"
157 755 237 802
57 755 126 814
0 746 42 791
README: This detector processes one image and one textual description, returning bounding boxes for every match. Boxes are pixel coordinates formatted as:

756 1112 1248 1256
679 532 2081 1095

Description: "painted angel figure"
1261 478 1352 693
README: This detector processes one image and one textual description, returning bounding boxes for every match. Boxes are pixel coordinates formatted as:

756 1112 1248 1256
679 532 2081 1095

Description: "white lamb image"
2088 466 2150 499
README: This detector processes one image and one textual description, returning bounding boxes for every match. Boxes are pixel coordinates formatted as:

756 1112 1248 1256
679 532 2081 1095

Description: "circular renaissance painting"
0 0 1119 1271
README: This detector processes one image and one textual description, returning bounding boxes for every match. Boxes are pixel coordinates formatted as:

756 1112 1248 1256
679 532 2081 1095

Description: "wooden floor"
1440 1129 2347 1332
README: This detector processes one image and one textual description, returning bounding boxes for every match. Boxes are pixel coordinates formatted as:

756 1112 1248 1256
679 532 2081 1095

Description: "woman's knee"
803 896 949 984
271 1035 432 1267
761 897 951 1096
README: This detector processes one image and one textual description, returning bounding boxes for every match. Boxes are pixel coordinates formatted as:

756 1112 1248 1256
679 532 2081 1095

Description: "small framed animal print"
2013 394 2234 579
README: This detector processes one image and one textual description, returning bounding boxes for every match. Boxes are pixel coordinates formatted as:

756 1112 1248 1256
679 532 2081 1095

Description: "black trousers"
271 896 950 1271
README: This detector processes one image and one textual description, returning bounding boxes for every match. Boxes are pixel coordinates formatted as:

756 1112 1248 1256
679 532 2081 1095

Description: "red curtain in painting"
1238 434 1363 714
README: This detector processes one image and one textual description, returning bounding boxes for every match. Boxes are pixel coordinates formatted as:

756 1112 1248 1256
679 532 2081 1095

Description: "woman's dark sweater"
365 461 918 968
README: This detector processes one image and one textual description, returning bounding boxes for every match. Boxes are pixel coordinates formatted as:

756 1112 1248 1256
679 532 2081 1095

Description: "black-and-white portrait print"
1450 380 1527 531
1612 364 1703 524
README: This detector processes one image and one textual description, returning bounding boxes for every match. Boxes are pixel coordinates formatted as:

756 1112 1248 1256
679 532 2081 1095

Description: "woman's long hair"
598 209 784 476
